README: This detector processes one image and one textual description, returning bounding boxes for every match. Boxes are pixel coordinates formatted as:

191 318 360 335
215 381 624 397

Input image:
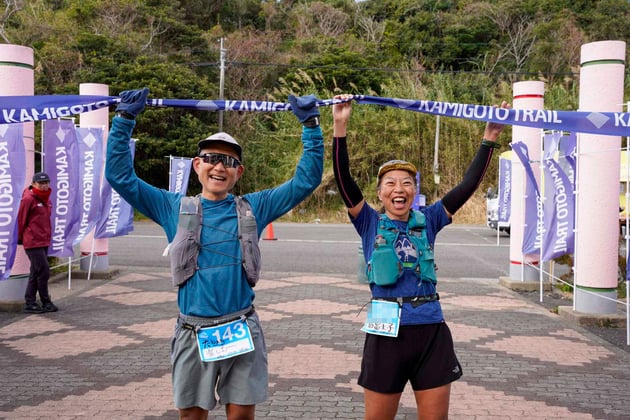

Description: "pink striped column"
0 45 34 305
509 81 544 281
574 41 625 313
78 83 110 271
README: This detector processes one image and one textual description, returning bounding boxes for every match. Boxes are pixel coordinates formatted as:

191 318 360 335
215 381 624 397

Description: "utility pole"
218 38 226 131
433 115 440 185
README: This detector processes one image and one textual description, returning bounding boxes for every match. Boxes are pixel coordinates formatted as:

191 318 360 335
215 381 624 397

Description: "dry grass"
451 194 487 225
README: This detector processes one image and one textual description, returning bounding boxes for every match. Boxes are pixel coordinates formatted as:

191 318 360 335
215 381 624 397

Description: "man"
105 88 323 420
18 172 58 314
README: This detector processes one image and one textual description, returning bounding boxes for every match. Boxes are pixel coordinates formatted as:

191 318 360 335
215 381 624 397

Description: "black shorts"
358 322 462 393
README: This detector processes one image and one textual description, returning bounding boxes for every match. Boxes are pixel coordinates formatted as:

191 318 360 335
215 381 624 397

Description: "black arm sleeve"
442 142 495 215
332 136 364 208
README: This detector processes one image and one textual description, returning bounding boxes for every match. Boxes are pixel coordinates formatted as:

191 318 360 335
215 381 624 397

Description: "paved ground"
517 288 630 353
1 267 629 419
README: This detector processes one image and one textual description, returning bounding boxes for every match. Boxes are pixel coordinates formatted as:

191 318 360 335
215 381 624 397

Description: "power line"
191 60 581 77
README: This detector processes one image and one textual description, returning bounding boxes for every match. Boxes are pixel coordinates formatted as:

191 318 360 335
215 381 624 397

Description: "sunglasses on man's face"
198 153 241 168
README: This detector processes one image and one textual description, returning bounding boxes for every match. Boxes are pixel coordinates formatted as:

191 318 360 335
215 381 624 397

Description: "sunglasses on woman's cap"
198 152 241 168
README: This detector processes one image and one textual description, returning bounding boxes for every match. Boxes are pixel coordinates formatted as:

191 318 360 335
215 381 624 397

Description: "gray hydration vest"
168 195 261 288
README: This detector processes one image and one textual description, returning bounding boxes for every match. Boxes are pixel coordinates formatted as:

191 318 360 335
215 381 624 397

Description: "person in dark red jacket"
17 172 57 314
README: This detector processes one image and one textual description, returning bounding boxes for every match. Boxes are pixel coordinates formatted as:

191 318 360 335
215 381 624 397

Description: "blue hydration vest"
367 211 437 286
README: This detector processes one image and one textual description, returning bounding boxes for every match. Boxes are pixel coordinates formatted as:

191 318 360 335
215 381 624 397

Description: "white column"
509 81 544 281
78 83 110 271
574 40 626 313
0 45 34 305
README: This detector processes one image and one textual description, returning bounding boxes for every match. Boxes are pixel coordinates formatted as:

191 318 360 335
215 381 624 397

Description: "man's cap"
377 160 417 180
197 132 242 161
32 172 50 183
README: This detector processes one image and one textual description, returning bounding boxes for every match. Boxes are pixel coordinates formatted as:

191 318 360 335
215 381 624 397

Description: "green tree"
0 0 625 221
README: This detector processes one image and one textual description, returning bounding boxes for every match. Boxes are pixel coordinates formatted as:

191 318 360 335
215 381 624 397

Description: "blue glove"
288 94 320 123
115 88 150 119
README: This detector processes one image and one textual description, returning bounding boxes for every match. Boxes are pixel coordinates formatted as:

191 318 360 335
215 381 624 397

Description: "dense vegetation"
4 0 630 222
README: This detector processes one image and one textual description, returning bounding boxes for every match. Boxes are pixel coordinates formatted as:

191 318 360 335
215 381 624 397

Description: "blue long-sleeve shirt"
106 116 324 317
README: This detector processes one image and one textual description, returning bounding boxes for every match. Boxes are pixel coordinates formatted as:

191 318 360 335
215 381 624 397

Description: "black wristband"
303 116 320 128
442 142 495 215
481 139 500 149
116 111 135 120
332 136 364 208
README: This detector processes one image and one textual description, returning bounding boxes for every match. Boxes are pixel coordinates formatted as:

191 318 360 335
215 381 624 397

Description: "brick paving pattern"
1 269 629 419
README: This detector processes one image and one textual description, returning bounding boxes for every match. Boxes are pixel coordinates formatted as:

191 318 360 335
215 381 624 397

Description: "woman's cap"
377 160 417 179
197 132 242 160
32 172 50 183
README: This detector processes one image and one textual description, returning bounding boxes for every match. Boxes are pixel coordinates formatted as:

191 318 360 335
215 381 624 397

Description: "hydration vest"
366 211 437 286
168 195 261 288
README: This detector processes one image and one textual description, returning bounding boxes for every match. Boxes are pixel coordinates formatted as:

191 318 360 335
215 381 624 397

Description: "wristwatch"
303 116 320 128
116 111 135 120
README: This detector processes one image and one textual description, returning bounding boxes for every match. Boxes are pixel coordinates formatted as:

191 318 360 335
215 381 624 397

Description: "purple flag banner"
541 157 575 261
1 94 630 136
543 132 561 161
95 140 136 239
72 127 104 244
169 157 192 196
511 142 542 254
559 133 577 185
0 124 26 280
497 156 511 226
43 119 81 257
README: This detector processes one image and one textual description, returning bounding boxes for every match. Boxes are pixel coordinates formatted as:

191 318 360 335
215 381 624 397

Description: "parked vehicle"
486 187 510 235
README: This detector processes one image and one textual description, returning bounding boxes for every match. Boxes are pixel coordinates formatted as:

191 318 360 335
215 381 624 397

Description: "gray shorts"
170 308 268 410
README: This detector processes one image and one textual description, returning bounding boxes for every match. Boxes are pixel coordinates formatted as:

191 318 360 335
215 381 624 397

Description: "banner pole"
168 155 173 193
496 220 499 246
573 133 581 311
625 110 629 345
87 235 96 281
539 132 544 302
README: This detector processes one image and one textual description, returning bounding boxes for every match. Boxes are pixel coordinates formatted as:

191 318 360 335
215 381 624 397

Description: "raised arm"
332 95 365 219
105 88 178 238
250 94 324 227
441 101 511 217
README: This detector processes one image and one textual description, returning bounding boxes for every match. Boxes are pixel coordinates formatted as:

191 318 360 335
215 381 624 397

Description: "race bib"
361 300 401 337
196 318 254 362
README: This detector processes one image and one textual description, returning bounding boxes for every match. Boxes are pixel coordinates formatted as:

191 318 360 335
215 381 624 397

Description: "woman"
331 95 510 419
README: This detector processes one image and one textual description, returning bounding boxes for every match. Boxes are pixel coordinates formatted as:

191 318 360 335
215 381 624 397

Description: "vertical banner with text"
43 119 81 257
0 124 26 279
497 155 511 227
559 133 577 186
169 156 192 196
541 133 575 261
73 126 104 244
95 140 136 239
512 141 542 254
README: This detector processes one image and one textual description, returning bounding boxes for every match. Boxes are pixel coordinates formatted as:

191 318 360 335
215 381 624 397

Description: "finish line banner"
2 94 630 137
